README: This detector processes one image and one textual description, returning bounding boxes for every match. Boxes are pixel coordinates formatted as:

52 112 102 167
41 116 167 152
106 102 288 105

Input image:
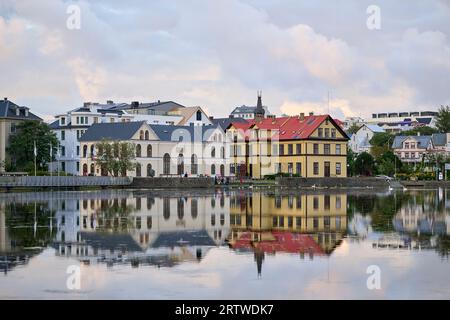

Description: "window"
177 198 184 220
288 163 293 174
211 164 216 175
163 153 170 174
136 144 141 157
61 161 65 172
318 128 323 137
336 196 341 209
296 196 301 209
279 216 284 227
139 130 144 140
331 128 336 138
288 216 293 228
110 118 114 123
313 162 319 175
336 144 341 155
76 162 79 172
296 162 301 175
296 217 301 229
145 131 149 140
60 118 66 125
324 144 330 155
76 146 80 156
76 117 80 124
83 145 87 158
191 154 198 175
324 195 330 210
136 164 141 177
196 110 202 121
163 198 170 220
191 199 198 218
230 164 235 175
325 128 330 137
279 144 284 155
147 216 152 229
313 196 319 209
324 216 331 229
336 162 342 175
313 217 319 230
296 144 301 154
147 145 152 157
93 117 98 123
211 215 216 226
147 164 153 177
61 146 66 156
288 144 293 155
275 196 282 208
211 147 216 158
84 117 88 124
313 144 319 154
61 130 65 141
404 142 409 149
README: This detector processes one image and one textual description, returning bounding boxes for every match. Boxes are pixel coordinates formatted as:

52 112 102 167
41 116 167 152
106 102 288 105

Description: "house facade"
79 121 228 177
392 135 434 164
348 124 385 154
227 113 349 179
0 97 42 172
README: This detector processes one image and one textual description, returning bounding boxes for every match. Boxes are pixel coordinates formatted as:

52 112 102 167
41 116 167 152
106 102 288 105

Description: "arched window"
90 145 95 157
90 163 95 175
83 145 88 158
211 147 216 158
177 154 184 175
136 163 141 177
163 153 171 175
220 164 225 176
196 110 202 121
191 199 198 219
145 130 149 140
220 147 225 159
191 154 198 175
147 164 153 177
136 144 141 157
163 198 170 220
82 163 88 176
147 145 152 157
139 130 144 140
177 198 184 220
211 164 216 175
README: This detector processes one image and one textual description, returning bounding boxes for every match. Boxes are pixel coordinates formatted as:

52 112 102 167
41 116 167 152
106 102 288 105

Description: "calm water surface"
0 188 449 299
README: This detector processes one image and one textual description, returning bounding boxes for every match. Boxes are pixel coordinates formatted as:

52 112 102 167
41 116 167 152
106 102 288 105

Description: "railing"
0 176 132 188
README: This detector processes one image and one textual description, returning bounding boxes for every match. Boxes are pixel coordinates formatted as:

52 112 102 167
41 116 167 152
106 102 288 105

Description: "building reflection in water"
227 191 348 276
53 191 230 268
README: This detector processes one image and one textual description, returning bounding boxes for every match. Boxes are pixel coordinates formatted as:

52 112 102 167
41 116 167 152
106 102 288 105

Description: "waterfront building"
227 107 349 179
367 110 438 133
348 124 385 154
79 121 228 177
0 97 42 172
392 133 449 164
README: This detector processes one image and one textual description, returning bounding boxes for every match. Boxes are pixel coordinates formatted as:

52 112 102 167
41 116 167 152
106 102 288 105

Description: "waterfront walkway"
0 176 132 189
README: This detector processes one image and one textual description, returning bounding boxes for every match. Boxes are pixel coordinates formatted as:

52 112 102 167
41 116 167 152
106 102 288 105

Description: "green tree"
400 126 438 136
347 123 361 135
7 121 58 172
347 148 356 177
369 132 394 148
375 151 402 177
354 152 375 176
95 140 136 176
435 105 450 133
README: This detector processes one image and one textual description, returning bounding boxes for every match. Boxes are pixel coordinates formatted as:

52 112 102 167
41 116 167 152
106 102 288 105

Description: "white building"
49 102 134 175
366 110 438 133
348 124 385 154
79 121 229 177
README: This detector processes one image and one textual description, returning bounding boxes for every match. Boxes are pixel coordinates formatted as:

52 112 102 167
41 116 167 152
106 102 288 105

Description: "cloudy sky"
1 0 450 120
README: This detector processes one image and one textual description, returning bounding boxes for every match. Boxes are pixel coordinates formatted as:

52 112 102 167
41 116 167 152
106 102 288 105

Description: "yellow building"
227 113 349 179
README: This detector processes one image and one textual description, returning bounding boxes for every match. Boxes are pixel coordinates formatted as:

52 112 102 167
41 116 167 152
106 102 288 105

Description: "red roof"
231 231 325 255
228 115 345 140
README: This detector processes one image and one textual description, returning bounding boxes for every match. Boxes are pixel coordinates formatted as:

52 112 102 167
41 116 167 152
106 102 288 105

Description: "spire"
254 90 265 121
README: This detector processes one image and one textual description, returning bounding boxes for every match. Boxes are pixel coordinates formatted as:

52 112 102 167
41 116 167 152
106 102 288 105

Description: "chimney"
3 97 7 102
83 102 91 107
309 111 314 116
209 116 214 120
131 101 139 108
299 113 305 120
106 100 114 104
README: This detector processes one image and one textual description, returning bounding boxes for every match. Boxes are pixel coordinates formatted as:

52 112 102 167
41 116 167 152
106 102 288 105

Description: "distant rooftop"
0 97 42 121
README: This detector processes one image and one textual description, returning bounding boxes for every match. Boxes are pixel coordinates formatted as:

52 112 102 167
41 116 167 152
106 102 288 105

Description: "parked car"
375 175 393 181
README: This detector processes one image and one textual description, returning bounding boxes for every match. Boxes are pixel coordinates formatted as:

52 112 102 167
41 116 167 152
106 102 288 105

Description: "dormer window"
196 110 202 121
60 118 66 125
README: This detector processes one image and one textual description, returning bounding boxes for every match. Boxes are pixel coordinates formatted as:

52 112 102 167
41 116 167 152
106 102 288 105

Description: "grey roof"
79 232 143 252
211 117 248 130
151 230 215 248
149 124 221 142
107 101 185 113
0 98 42 121
79 121 146 142
392 135 432 149
49 119 89 130
231 105 270 115
431 133 447 146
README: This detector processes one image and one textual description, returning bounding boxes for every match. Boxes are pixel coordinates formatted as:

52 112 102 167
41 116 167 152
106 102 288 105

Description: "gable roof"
149 124 222 142
0 98 42 121
364 124 385 133
79 121 147 142
227 115 349 141
211 117 248 130
169 106 210 125
431 133 447 146
392 135 433 149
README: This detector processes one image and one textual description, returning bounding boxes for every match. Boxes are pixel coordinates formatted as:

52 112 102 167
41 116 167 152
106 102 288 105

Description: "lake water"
0 188 449 299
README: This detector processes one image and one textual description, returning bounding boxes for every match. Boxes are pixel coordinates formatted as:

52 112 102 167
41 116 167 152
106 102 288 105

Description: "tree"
370 132 394 148
375 151 402 177
400 126 438 136
347 123 361 135
95 140 136 176
7 121 58 172
435 105 450 133
347 148 356 177
354 152 375 176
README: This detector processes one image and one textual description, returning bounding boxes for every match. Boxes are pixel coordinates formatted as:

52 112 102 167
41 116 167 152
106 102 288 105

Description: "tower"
254 91 265 121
